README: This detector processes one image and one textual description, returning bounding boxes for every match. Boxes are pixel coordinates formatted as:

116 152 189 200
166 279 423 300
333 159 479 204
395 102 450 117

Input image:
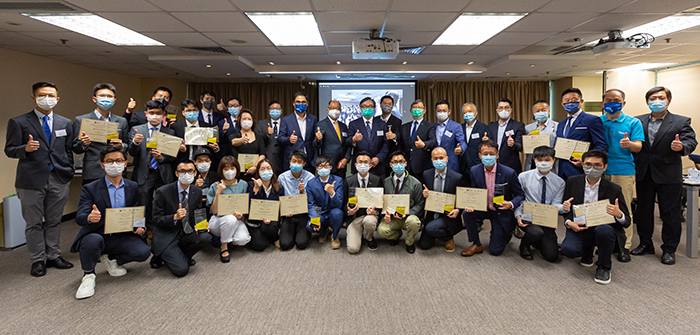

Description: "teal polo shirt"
600 112 645 176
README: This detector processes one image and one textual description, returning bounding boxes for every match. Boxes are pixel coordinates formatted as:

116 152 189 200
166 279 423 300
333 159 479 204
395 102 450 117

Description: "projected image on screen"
318 82 416 125
333 90 403 125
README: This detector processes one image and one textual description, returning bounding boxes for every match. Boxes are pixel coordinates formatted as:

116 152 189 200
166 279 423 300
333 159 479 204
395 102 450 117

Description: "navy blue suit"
277 113 318 171
433 119 468 173
216 115 239 159
556 110 608 179
459 120 491 180
347 116 389 176
306 175 344 239
198 109 224 128
400 119 437 183
488 119 526 173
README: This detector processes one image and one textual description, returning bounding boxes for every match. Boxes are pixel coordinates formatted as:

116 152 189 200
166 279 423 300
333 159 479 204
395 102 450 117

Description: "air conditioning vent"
399 46 426 55
180 47 232 55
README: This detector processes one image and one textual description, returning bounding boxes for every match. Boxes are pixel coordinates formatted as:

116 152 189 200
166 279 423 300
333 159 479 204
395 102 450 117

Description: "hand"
245 166 256 175
507 134 514 147
80 131 91 146
133 129 143 144
216 99 225 112
324 180 336 196
496 201 513 210
195 176 204 187
310 220 320 231
25 134 40 152
207 142 219 152
267 122 274 135
562 197 574 212
222 119 230 132
567 220 587 232
252 178 263 194
109 138 123 148
671 134 684 152
338 158 348 169
352 130 363 143
233 211 243 220
315 127 323 142
347 203 359 216
517 215 529 228
263 218 271 225
619 132 631 149
174 203 187 221
415 135 425 149
134 227 145 235
386 126 396 140
215 180 226 194
366 206 377 216
447 209 459 219
297 177 305 193
285 211 293 218
482 132 489 141
422 184 429 198
179 140 186 152
151 149 162 161
168 115 177 124
242 132 250 144
464 207 474 213
384 213 391 223
455 143 463 155
88 204 101 223
606 198 623 219
569 157 582 167
370 157 379 168
290 130 298 144
393 212 406 220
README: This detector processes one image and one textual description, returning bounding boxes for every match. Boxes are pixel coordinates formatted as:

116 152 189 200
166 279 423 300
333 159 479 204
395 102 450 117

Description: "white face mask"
178 173 195 185
241 120 253 130
147 114 163 126
223 169 237 180
436 112 449 122
36 96 58 110
104 162 125 177
498 110 510 120
328 109 341 120
196 162 211 173
536 161 554 174
356 163 370 174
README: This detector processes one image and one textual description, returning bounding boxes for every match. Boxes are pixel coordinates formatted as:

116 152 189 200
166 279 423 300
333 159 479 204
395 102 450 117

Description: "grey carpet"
2 209 700 335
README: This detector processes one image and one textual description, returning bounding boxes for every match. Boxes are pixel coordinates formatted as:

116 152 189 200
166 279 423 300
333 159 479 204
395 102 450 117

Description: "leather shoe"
661 252 676 265
220 249 230 263
445 238 455 252
46 256 73 269
617 248 631 262
630 244 655 256
188 258 196 266
150 256 163 269
460 244 483 257
30 261 46 277
389 231 403 246
405 242 415 254
520 244 533 261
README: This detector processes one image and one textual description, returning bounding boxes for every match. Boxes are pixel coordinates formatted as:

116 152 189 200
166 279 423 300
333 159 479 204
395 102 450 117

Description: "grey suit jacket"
71 111 129 181
127 123 176 186
257 118 283 172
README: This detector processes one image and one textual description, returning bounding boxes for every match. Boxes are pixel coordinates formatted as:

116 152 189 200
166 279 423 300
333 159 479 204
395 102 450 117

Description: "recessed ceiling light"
402 61 408 65
433 13 527 45
226 72 231 76
506 72 511 75
530 64 535 67
608 62 674 72
205 64 211 68
269 61 275 66
467 61 474 65
23 13 164 46
336 61 341 65
246 12 323 46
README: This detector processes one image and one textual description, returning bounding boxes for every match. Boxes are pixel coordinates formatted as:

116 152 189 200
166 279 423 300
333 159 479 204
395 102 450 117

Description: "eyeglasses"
294 101 308 105
104 159 125 164
360 104 374 109
177 169 195 174
562 99 581 103
496 106 512 111
96 94 115 99
582 163 604 169
391 160 406 164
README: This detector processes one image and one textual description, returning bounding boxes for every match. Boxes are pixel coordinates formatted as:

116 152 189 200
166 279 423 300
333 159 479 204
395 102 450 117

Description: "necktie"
365 120 371 137
361 178 366 188
411 121 419 142
207 114 212 125
541 176 547 205
395 179 401 195
564 116 573 137
149 127 159 169
434 174 444 219
273 121 278 136
42 115 53 171
334 121 341 140
181 190 192 234
99 116 105 122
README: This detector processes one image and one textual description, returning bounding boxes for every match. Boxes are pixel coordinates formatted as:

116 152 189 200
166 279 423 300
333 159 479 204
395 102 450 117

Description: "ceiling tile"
615 0 700 13
327 46 351 54
3 45 86 56
467 45 527 55
323 32 367 46
65 0 162 12
230 0 313 11
148 0 237 11
537 0 634 13
507 13 600 32
98 12 194 32
535 32 609 46
420 46 477 55
464 0 550 12
0 32 58 46
224 46 282 55
569 13 670 32
21 31 112 46
661 31 700 44
171 12 257 32
0 13 67 32
385 12 457 32
277 46 328 55
316 12 386 32
123 46 191 56
389 0 469 12
388 32 441 45
142 32 217 47
204 32 272 46
312 0 390 11
483 32 554 46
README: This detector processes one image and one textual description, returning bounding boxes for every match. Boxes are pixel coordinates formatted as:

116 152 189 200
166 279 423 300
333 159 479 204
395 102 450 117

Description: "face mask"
648 100 667 113
563 102 580 114
317 168 331 178
411 108 424 118
463 112 475 123
356 163 370 174
203 100 215 110
185 111 199 122
36 96 58 110
290 163 303 173
498 110 510 120
147 114 163 126
295 104 307 113
392 163 406 175
241 120 253 130
223 169 237 180
104 162 124 177
534 111 549 122
535 161 553 174
155 98 166 104
178 173 195 185
381 105 393 114
437 112 449 122
362 108 375 118
583 166 603 180
603 102 623 114
259 170 274 181
96 97 115 110
196 162 210 173
481 155 496 167
269 109 282 119
228 107 239 116
328 109 341 120
432 159 447 171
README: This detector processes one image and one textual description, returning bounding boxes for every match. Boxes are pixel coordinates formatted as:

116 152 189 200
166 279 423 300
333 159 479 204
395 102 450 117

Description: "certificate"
425 191 456 213
184 127 215 146
554 138 590 160
104 206 145 234
455 187 487 211
238 154 259 170
249 199 280 221
80 118 119 143
280 194 308 215
356 188 383 208
383 194 410 215
523 134 551 154
150 131 182 157
522 202 558 228
217 193 249 215
574 200 614 227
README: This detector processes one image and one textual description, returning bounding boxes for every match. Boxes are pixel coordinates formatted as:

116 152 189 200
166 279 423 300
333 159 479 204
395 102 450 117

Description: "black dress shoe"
366 238 378 251
150 256 163 269
661 252 676 265
188 258 196 266
617 248 631 262
520 245 533 261
631 244 655 256
220 250 230 263
30 261 46 277
389 231 402 246
405 243 415 253
46 256 73 269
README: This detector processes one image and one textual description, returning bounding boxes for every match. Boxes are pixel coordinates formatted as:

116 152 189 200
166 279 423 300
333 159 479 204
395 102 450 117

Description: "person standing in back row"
488 98 525 173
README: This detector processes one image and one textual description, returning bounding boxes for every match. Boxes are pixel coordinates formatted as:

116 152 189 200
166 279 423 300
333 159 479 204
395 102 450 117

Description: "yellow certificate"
184 127 215 146
104 206 145 234
425 191 456 213
249 199 280 221
522 202 559 228
217 193 249 215
455 187 487 211
554 138 590 160
280 194 308 215
523 134 551 154
574 200 614 227
238 154 259 170
382 194 410 215
356 188 384 208
80 118 119 143
150 131 182 157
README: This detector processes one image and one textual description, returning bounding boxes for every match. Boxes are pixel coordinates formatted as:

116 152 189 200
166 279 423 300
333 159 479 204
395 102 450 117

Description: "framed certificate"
522 202 559 228
455 187 487 211
217 193 249 215
104 206 145 234
249 199 280 221
554 138 590 160
80 118 119 143
574 200 614 227
356 188 383 208
280 194 308 215
238 154 259 170
150 131 182 157
425 191 456 213
523 134 551 154
383 194 410 215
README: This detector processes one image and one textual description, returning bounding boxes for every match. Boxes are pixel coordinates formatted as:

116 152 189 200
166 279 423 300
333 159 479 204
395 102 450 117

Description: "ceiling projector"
352 29 399 60
592 30 652 54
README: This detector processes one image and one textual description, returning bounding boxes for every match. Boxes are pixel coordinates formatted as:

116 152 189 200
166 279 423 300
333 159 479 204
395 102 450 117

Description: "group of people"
4 81 696 300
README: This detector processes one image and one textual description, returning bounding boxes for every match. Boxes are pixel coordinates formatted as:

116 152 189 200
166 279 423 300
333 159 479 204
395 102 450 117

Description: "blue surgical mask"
185 111 199 122
603 102 623 114
317 168 331 177
295 104 307 113
228 106 239 116
648 100 667 113
432 159 447 171
362 108 375 118
534 111 549 122
259 170 274 181
392 163 406 176
563 102 580 114
481 155 496 167
269 109 282 119
463 112 475 123
290 163 303 173
96 97 115 110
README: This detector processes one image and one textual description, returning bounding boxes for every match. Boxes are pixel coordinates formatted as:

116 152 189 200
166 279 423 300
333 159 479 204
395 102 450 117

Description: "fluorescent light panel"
246 12 323 46
623 14 700 38
260 70 482 74
23 13 164 46
608 62 674 72
433 13 527 45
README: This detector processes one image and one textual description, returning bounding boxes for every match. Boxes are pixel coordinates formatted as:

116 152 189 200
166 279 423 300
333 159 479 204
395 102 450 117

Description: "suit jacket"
556 111 608 179
306 174 344 219
562 175 631 254
314 117 351 176
383 114 403 161
422 168 465 234
488 119 526 173
344 172 383 221
5 110 74 189
278 113 318 171
347 116 389 176
198 109 224 128
71 112 129 181
151 182 203 255
524 119 559 173
216 115 240 159
257 118 283 173
469 163 524 230
459 120 491 178
635 111 697 184
400 119 437 175
433 119 468 173
383 172 424 216
125 109 147 127
71 177 140 252
127 124 176 186
170 120 215 166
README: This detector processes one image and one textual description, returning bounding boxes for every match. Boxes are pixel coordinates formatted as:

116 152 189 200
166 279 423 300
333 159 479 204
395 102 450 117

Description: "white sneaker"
101 254 127 277
76 274 96 299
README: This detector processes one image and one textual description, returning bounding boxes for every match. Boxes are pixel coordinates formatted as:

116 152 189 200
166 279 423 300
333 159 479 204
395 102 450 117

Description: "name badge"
55 129 67 137
471 133 481 139
377 130 384 136
341 132 347 137
445 130 453 138
505 130 514 136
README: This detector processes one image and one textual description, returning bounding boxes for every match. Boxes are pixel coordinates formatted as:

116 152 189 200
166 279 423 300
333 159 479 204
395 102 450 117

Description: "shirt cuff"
615 213 625 223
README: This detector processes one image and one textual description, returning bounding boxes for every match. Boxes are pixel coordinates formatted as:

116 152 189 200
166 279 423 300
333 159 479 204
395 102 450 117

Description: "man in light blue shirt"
277 149 314 250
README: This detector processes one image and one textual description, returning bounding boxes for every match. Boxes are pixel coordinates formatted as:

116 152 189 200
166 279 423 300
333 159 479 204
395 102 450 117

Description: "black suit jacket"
635 111 697 184
257 118 283 173
127 124 176 186
400 119 437 174
71 112 129 181
488 119 526 173
125 109 147 127
460 120 491 178
315 117 351 175
422 168 465 234
344 172 383 221
151 182 203 255
347 116 389 176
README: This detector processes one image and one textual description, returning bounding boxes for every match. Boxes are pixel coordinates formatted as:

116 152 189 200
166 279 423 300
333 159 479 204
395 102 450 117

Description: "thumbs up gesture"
422 184 429 198
324 180 336 196
386 125 396 140
507 133 514 147
619 132 631 149
88 204 101 223
174 203 187 221
267 122 274 135
298 177 305 193
671 133 684 152
454 143 463 155
352 129 363 143
133 129 143 144
127 98 136 111
222 118 230 132
195 175 204 187
606 198 623 219
252 178 263 194
290 130 298 144
216 99 225 112
25 134 40 152
315 127 323 142
415 135 425 149
562 197 574 212
482 132 489 141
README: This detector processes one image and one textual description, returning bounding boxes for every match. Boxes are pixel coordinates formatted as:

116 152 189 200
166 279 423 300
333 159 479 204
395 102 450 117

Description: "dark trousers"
78 233 151 272
248 221 280 251
520 225 559 262
159 231 212 277
561 224 616 270
279 214 311 250
463 209 515 256
635 170 683 253
139 169 164 228
306 208 343 239
418 217 462 250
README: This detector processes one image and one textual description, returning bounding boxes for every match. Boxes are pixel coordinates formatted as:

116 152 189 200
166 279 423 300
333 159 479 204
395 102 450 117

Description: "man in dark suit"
379 95 402 176
461 140 524 257
72 145 151 299
215 97 242 159
400 99 436 184
418 147 465 252
556 88 608 179
305 155 345 249
257 100 283 174
170 98 219 167
123 86 172 127
198 90 224 127
315 100 351 178
278 92 318 171
459 102 490 180
560 150 630 285
5 81 75 277
488 98 526 173
151 160 212 277
347 97 389 177
72 83 130 185
344 151 382 253
632 86 698 265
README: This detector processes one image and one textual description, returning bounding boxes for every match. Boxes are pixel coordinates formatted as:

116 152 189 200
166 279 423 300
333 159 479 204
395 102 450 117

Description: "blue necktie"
564 116 573 137
149 127 159 169
42 115 54 171
541 176 547 204
365 120 371 138
411 121 419 142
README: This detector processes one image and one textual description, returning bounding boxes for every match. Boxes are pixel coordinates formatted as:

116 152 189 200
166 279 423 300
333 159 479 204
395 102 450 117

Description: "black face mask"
203 100 215 110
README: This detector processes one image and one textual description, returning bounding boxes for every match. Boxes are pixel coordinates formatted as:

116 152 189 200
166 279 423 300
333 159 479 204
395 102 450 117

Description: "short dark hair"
177 160 196 171
603 88 626 101
435 99 450 108
153 87 172 100
32 82 56 94
582 150 607 165
389 151 406 162
200 90 216 100
294 92 308 101
380 95 394 105
327 99 341 108
355 151 371 162
181 99 197 110
227 97 242 105
478 139 498 152
290 149 307 163
315 155 331 167
217 156 240 177
93 83 116 97
532 146 555 160
100 144 125 162
145 99 167 113
268 100 281 108
239 109 255 128
497 98 513 108
410 99 425 109
359 97 375 108
561 88 583 99
532 99 548 108
645 86 672 101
